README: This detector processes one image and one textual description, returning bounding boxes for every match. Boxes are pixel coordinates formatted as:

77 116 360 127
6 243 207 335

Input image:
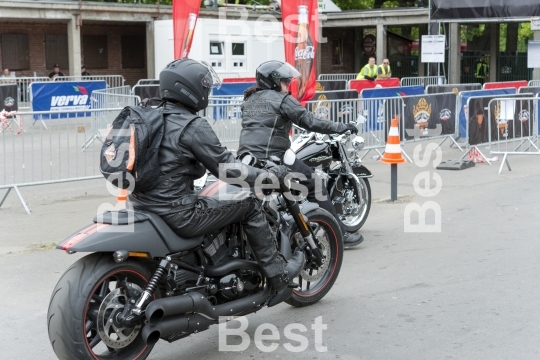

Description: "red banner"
172 0 201 59
281 0 319 104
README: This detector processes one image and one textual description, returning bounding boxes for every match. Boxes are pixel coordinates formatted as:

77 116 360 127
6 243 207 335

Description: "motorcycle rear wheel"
286 208 343 307
47 252 156 360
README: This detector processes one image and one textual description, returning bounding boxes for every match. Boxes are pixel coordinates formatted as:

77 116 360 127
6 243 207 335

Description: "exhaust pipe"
142 313 215 346
142 286 271 344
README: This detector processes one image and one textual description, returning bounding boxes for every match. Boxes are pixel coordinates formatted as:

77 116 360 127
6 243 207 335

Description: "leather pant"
161 185 286 278
290 158 346 233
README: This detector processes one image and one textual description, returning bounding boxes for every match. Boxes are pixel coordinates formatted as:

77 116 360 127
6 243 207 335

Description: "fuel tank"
295 140 332 169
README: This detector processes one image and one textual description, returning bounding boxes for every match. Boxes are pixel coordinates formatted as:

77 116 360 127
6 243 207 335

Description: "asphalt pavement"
1 142 540 359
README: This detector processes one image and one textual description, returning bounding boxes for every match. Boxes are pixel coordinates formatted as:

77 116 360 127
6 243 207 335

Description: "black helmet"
159 59 221 111
255 60 300 91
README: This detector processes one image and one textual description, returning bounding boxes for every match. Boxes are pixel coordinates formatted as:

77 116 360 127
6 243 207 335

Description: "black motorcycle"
47 150 343 360
291 123 373 232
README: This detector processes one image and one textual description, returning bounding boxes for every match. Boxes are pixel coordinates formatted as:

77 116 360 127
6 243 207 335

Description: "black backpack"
100 103 194 192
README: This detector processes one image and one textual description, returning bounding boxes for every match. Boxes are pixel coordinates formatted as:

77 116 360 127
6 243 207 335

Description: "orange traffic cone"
380 117 406 164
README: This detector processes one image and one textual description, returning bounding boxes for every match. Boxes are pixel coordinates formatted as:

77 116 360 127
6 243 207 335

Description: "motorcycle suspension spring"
144 259 168 295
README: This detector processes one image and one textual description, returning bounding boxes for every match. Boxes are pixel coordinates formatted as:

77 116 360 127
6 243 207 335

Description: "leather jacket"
238 90 349 160
128 102 267 215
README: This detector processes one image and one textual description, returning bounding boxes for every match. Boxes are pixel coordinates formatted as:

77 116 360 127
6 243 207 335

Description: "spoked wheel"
286 208 343 307
333 176 371 233
48 253 156 360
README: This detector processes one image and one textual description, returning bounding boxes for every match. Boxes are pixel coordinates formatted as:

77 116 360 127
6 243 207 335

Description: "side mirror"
283 149 296 166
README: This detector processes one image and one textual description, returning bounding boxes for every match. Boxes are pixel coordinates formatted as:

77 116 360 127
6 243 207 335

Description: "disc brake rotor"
300 230 330 282
97 285 143 349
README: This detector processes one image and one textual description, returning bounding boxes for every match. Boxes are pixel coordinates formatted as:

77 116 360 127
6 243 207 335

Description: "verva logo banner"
30 81 107 119
172 0 201 59
282 0 319 105
50 86 89 110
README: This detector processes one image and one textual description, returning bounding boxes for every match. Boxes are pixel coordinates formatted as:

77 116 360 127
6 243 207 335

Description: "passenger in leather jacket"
128 59 304 292
238 61 364 248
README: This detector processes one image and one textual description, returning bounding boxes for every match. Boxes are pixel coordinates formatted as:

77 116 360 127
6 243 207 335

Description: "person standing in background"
377 59 392 79
81 65 91 77
356 57 377 80
49 64 65 80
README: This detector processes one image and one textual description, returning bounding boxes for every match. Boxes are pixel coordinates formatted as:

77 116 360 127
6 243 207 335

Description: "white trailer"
154 18 285 78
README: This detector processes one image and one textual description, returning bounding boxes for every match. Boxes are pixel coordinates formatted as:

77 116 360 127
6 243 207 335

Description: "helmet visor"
200 60 222 90
277 62 301 80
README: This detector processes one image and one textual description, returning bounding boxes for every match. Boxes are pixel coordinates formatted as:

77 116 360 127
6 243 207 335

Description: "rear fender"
57 222 171 258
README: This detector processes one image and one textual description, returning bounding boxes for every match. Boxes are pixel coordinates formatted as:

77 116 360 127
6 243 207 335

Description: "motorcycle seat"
94 210 204 253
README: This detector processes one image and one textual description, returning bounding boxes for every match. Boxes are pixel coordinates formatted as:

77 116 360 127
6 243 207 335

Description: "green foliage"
332 0 374 10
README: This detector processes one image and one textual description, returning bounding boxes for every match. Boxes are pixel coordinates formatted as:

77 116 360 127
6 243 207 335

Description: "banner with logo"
484 80 528 91
426 84 481 94
458 88 515 138
306 90 359 122
360 86 425 99
282 0 319 104
315 80 347 91
173 0 201 59
349 78 401 96
466 94 532 145
0 84 18 111
402 93 457 140
30 81 106 119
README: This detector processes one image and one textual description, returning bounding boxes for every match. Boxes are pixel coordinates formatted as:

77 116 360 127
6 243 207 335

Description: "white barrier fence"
0 108 124 214
54 75 125 89
318 73 358 81
84 87 140 151
486 97 540 173
400 76 446 87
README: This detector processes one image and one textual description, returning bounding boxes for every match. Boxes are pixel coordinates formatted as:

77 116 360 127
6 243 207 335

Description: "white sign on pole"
531 17 540 31
528 40 540 68
421 35 445 63
318 0 341 12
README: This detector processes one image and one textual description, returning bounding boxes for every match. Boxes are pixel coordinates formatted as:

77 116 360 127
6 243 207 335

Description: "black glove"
267 164 289 183
343 123 359 135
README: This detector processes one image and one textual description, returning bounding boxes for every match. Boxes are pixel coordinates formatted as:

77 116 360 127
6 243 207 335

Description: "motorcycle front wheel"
332 176 371 233
47 252 156 360
286 208 343 307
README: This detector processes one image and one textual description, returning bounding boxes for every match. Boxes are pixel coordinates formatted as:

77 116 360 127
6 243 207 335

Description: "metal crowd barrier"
0 108 124 214
400 92 462 152
317 73 358 81
0 76 51 109
135 79 159 85
199 97 244 153
528 80 540 87
400 76 446 87
486 97 540 173
303 97 406 160
84 88 140 151
54 75 125 89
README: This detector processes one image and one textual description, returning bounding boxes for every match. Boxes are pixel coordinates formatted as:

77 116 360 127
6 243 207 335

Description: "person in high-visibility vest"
475 56 489 85
356 57 377 80
377 58 392 79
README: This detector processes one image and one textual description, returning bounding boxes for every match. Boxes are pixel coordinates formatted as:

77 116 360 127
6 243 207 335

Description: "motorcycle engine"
217 271 262 301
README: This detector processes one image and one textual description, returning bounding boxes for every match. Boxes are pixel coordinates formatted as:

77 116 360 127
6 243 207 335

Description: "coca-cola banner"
172 0 201 59
426 84 481 94
282 0 319 104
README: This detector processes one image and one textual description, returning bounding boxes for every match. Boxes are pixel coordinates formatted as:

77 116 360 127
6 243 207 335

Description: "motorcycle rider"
128 59 304 292
238 60 364 248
